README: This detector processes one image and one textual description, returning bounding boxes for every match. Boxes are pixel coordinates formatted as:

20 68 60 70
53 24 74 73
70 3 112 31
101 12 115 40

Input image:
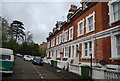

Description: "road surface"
2 56 66 81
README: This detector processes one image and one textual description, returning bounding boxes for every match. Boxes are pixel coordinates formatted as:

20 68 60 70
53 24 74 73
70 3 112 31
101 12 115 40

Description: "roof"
0 48 13 55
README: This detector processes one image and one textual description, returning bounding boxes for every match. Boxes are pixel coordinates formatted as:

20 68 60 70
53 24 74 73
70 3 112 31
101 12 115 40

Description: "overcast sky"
1 2 81 44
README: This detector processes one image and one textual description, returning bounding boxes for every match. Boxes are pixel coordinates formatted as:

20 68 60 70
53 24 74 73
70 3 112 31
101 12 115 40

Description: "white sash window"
108 1 120 24
86 12 95 33
111 33 120 60
78 19 84 37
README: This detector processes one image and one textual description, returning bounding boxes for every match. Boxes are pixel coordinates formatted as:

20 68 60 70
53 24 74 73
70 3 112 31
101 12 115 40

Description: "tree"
1 17 13 42
39 47 46 57
10 20 25 43
24 31 33 43
39 42 47 57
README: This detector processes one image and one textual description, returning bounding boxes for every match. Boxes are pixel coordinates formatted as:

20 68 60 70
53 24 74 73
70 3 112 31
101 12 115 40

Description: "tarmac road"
2 56 66 81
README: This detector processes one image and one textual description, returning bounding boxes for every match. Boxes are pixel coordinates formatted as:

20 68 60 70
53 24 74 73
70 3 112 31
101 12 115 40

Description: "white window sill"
64 40 68 43
110 57 120 60
81 57 94 60
56 57 60 58
77 34 84 37
86 30 94 34
69 39 73 41
63 57 68 58
110 19 120 25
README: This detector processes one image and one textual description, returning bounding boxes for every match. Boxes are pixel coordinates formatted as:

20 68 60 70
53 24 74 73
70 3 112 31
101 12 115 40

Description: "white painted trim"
0 71 13 73
47 25 120 59
77 19 84 37
71 44 76 59
57 48 60 58
110 32 120 60
86 12 95 34
56 36 59 45
64 30 69 42
63 46 69 58
69 26 74 41
47 41 50 49
108 1 120 24
0 60 14 62
81 40 94 59
106 64 120 70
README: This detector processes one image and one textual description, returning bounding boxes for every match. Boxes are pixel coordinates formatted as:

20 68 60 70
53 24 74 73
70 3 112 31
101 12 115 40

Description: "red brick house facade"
46 1 120 79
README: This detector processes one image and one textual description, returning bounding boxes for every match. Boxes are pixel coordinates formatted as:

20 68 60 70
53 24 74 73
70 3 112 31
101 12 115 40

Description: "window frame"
82 40 94 59
69 26 74 41
78 19 84 37
111 32 120 60
70 45 75 59
75 44 79 58
57 49 60 58
56 36 59 45
108 1 120 24
50 51 53 57
47 41 50 48
86 12 95 33
65 30 69 42
52 38 55 47
59 34 62 44
64 46 69 58
62 31 65 43
53 50 56 58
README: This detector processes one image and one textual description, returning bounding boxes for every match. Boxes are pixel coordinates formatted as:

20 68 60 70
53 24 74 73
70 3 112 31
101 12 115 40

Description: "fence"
69 64 120 80
104 69 120 80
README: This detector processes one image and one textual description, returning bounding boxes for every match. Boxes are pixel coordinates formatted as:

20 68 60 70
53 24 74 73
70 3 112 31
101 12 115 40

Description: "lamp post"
90 54 92 79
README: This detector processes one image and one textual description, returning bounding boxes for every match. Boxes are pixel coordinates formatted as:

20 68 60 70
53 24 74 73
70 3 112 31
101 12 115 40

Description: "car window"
0 55 11 60
35 57 41 59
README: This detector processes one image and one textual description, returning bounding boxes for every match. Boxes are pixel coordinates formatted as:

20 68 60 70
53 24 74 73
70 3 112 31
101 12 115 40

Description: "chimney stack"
67 5 77 21
55 21 62 30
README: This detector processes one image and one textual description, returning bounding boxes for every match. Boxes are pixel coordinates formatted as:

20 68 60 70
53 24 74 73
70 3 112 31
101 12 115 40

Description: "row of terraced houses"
45 0 120 79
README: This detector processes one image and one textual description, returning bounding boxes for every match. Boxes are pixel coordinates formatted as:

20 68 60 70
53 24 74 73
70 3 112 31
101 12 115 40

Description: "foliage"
2 39 20 54
10 20 25 42
18 42 40 56
1 17 13 42
1 17 41 56
39 47 46 58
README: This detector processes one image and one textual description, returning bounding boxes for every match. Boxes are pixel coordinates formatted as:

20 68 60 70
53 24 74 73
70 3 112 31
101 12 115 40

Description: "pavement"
44 63 93 81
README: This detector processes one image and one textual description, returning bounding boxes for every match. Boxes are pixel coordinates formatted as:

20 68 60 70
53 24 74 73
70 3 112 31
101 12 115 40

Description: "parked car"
32 56 43 65
23 55 32 61
16 53 23 57
30 56 34 61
